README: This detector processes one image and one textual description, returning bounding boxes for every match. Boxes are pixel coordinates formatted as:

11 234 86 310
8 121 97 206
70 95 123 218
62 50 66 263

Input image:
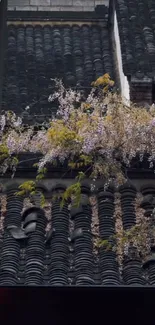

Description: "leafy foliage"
0 75 154 184
0 74 154 261
16 181 36 197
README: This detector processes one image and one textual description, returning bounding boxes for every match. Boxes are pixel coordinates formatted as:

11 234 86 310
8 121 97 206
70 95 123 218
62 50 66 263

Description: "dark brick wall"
130 77 153 106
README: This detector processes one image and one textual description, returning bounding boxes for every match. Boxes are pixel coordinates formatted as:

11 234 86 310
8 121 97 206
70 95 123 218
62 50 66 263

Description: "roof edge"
0 153 154 180
7 6 108 22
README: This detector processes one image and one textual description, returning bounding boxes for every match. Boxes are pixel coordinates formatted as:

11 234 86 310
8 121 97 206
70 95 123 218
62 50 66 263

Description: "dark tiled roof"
0 183 155 286
2 23 114 118
116 0 155 78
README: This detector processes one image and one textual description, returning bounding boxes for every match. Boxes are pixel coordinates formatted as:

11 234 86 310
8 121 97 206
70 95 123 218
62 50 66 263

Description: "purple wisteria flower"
0 115 6 131
151 118 155 127
82 134 98 154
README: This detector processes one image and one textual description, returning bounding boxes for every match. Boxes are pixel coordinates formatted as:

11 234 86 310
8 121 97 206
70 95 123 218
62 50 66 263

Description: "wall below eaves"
8 0 109 11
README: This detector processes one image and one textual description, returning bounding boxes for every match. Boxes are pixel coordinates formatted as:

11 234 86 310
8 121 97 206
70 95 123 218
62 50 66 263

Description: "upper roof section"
8 0 109 12
3 1 114 121
2 23 114 120
116 0 155 79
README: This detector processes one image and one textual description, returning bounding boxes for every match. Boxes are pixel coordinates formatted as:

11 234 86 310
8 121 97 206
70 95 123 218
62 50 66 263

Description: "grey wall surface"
8 0 109 11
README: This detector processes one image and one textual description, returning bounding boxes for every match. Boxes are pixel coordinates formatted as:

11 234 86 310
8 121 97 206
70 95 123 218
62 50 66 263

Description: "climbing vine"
96 192 153 267
0 73 155 204
0 73 154 260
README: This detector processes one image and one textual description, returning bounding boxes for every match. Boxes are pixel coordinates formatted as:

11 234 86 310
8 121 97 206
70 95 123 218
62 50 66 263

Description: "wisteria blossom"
0 74 155 191
0 74 154 263
0 115 6 132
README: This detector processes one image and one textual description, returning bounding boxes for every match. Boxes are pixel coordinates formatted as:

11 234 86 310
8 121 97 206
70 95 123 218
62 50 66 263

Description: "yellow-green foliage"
61 182 81 208
91 73 114 90
97 239 113 251
11 157 19 165
47 121 81 148
75 171 86 182
68 155 92 169
36 167 47 181
40 192 46 208
0 144 9 161
97 224 144 251
79 155 93 166
16 181 36 197
61 172 85 206
0 73 154 264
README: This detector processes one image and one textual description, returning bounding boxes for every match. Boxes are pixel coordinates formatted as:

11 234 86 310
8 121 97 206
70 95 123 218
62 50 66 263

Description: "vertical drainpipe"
108 0 122 94
109 0 130 103
0 0 7 112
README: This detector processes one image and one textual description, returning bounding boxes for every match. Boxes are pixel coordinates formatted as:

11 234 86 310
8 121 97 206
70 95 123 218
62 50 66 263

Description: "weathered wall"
8 0 109 11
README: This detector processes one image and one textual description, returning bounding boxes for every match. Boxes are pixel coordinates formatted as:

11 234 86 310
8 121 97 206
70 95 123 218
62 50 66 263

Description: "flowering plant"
0 74 155 263
0 73 155 204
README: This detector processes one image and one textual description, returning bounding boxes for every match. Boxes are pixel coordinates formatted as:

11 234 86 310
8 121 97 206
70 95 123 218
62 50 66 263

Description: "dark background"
0 286 154 325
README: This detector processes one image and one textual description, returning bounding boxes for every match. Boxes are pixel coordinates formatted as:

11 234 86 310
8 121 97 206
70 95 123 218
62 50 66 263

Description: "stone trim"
8 0 109 11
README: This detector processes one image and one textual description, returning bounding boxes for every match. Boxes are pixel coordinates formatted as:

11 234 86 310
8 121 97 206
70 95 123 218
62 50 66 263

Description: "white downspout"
113 10 130 103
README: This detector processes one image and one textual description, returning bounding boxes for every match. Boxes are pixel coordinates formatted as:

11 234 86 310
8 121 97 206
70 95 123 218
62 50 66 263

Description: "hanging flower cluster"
0 74 155 200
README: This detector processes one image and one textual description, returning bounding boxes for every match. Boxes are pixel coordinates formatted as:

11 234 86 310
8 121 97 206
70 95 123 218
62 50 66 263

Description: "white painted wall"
114 11 130 102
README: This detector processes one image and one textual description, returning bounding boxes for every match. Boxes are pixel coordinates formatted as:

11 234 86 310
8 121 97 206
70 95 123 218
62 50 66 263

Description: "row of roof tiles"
2 24 113 116
0 183 155 286
116 0 155 78
2 0 155 112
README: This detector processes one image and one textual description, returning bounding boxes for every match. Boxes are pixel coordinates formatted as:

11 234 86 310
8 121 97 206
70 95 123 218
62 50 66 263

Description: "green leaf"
33 163 38 168
16 181 36 197
75 171 85 182
40 193 46 208
36 174 44 181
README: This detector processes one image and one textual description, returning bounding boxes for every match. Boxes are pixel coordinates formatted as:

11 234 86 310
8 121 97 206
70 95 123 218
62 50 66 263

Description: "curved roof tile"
116 0 155 78
2 23 114 118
